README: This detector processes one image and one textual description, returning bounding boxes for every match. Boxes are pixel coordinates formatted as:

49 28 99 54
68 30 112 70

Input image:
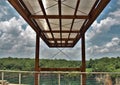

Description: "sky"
0 0 120 60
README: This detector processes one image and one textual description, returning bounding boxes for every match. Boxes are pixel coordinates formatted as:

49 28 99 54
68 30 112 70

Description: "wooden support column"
81 33 86 85
35 34 40 85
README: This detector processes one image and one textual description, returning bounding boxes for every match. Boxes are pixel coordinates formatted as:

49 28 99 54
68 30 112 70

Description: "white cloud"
0 17 36 58
86 17 119 40
86 6 120 41
0 16 81 60
106 37 120 48
85 4 120 59
87 37 120 58
40 46 81 60
0 2 9 18
99 48 109 53
0 5 8 15
109 9 120 18
1 0 120 60
0 13 3 18
117 0 120 5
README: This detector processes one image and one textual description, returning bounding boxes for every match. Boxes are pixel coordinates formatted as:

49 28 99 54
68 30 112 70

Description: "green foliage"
40 59 81 68
88 57 120 72
86 68 92 72
0 57 35 71
0 57 81 71
0 56 120 72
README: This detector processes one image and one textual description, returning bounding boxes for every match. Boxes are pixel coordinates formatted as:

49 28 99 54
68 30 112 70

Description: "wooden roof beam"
47 38 74 41
42 30 80 33
30 15 89 19
49 43 74 47
49 43 73 47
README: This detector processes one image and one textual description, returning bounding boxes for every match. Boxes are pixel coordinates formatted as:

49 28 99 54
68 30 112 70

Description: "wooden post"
81 33 86 85
35 34 40 85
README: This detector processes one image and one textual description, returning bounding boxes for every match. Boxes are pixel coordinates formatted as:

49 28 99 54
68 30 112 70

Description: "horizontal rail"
0 70 120 74
0 70 120 85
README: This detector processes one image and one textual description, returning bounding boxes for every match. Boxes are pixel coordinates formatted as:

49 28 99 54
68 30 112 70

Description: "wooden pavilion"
8 0 110 85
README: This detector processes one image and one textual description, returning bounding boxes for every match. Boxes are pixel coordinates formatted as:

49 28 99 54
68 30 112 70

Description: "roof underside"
8 0 110 47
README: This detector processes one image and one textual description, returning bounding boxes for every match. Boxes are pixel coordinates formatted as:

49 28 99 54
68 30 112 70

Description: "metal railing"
0 70 120 85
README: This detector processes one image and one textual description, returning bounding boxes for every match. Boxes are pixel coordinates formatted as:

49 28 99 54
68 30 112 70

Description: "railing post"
2 72 4 85
81 74 82 85
38 73 40 85
58 73 61 85
19 73 21 85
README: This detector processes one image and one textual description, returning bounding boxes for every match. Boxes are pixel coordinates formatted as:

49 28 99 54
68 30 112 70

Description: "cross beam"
30 15 89 19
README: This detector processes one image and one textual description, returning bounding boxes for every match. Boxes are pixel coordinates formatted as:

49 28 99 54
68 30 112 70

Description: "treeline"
0 57 81 71
0 57 120 72
0 57 35 71
87 57 120 72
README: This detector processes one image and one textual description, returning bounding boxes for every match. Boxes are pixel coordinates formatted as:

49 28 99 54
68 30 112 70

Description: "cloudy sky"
0 0 120 60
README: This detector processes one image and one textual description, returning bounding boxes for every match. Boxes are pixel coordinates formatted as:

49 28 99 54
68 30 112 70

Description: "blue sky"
0 0 120 60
